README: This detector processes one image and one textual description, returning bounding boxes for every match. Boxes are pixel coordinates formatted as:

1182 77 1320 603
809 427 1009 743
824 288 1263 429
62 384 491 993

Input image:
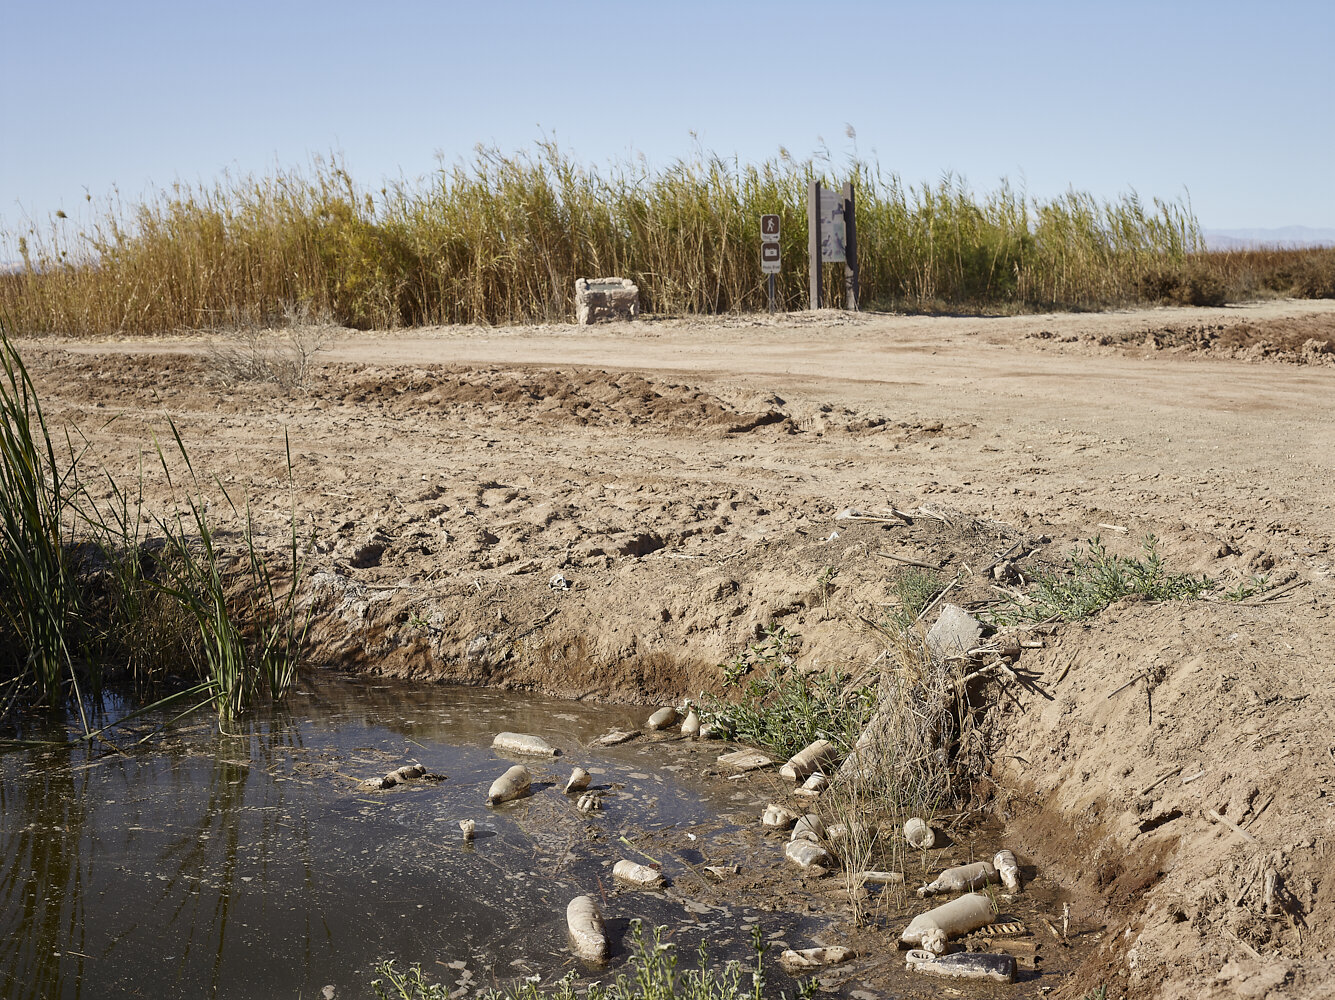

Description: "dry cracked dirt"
18 296 1335 1000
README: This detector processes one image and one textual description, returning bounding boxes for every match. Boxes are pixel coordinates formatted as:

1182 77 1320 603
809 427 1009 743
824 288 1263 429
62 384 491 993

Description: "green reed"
2 143 1214 334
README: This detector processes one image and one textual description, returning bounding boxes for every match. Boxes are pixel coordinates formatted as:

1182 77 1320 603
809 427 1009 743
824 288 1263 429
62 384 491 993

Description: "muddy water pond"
0 675 827 1000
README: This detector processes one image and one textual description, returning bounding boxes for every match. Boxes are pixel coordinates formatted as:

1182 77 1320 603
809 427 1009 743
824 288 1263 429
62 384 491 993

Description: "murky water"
0 675 804 1000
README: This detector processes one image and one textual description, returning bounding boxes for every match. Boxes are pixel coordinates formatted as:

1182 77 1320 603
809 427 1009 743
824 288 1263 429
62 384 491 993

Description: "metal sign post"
760 214 780 312
807 181 858 310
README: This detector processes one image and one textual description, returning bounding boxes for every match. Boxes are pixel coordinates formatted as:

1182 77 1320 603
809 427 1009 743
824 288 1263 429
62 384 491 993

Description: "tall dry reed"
2 144 1210 334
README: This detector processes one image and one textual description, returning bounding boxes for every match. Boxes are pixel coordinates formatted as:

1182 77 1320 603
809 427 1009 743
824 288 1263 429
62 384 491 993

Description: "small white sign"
818 189 846 262
760 214 780 243
761 242 781 274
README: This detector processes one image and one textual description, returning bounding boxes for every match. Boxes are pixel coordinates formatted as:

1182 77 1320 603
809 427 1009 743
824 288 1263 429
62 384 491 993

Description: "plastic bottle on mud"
905 949 1017 983
903 817 936 849
566 895 608 962
917 860 998 897
564 767 591 794
900 892 994 953
993 850 1020 892
486 764 532 805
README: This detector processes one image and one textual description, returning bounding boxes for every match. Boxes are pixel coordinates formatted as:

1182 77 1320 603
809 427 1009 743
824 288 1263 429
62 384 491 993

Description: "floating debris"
994 850 1021 892
903 816 936 849
566 895 608 962
717 749 774 772
780 739 836 782
492 732 561 757
762 803 799 828
795 771 828 797
360 775 394 791
704 865 739 878
593 729 640 747
486 764 532 806
917 861 999 897
779 946 855 972
459 819 475 841
680 708 701 739
785 840 832 869
576 792 601 813
901 892 994 953
394 763 425 781
791 814 827 843
564 767 591 794
905 949 1017 983
646 706 679 730
859 870 904 885
612 860 665 888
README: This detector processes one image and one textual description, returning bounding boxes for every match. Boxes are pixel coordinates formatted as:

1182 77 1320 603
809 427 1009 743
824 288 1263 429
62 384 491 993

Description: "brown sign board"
760 214 780 242
761 242 781 274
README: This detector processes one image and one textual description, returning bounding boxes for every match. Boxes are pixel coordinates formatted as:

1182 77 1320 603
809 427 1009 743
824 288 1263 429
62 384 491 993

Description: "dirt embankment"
22 297 1335 998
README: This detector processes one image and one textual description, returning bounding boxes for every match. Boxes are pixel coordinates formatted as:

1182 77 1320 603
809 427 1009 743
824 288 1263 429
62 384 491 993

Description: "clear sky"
3 0 1332 233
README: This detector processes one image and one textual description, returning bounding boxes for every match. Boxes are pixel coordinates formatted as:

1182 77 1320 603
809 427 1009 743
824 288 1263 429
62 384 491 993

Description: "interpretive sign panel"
817 189 846 262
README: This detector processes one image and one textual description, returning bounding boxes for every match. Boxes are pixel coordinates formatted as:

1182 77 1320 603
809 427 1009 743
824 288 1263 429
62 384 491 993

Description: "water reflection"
0 676 775 999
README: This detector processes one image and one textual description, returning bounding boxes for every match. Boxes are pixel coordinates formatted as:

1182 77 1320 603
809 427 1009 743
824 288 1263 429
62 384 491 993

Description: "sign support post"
807 181 822 309
842 181 859 311
760 213 781 312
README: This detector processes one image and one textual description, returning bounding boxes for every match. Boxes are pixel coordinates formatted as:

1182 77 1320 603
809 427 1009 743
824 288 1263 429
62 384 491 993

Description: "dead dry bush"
205 304 335 391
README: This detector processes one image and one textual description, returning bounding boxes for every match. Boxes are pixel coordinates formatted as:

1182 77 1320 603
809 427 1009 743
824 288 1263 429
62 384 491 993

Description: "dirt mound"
992 597 1333 1000
1021 312 1335 365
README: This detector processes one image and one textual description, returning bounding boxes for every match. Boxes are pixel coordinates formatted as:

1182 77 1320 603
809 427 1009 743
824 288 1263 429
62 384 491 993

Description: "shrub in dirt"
699 625 877 760
990 534 1213 625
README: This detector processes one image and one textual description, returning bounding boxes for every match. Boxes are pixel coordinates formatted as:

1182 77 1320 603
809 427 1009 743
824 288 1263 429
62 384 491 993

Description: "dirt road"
19 297 1335 999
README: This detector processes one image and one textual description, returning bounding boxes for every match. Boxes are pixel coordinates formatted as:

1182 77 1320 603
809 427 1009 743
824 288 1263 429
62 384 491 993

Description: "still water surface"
0 675 785 999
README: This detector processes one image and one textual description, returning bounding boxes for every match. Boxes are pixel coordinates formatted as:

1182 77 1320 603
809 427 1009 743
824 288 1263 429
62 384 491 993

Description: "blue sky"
3 0 1332 233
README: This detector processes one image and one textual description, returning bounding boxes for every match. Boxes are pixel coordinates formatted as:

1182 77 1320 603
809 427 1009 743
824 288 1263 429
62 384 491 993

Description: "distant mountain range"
1203 226 1335 251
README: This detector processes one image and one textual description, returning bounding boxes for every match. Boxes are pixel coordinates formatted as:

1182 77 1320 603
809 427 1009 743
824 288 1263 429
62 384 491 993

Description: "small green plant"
1223 574 1268 601
990 534 1214 625
700 626 877 759
884 567 945 630
375 920 813 1000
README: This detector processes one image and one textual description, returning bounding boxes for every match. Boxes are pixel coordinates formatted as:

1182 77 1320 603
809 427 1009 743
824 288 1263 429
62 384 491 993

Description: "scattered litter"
717 749 774 772
994 850 1021 892
646 706 680 730
486 765 532 806
394 763 425 781
564 767 591 794
459 819 475 841
858 870 904 885
973 921 1029 938
791 814 827 843
834 508 862 520
492 732 561 757
825 531 840 542
566 895 607 962
780 739 836 782
918 861 999 897
680 707 701 739
576 793 601 813
593 729 640 747
704 865 739 878
903 816 936 849
779 947 855 972
795 772 828 797
784 840 831 869
824 821 869 844
763 803 799 828
360 775 394 791
548 573 571 591
905 949 1017 983
900 892 994 953
613 860 665 888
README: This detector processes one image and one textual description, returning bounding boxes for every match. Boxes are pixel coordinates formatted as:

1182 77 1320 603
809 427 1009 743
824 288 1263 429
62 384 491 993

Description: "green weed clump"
699 626 877 760
990 535 1214 625
1 144 1208 335
373 921 811 1000
0 330 307 725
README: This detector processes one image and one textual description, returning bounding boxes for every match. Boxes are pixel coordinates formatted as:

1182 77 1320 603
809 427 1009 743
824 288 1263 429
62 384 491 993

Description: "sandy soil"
17 296 1335 999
